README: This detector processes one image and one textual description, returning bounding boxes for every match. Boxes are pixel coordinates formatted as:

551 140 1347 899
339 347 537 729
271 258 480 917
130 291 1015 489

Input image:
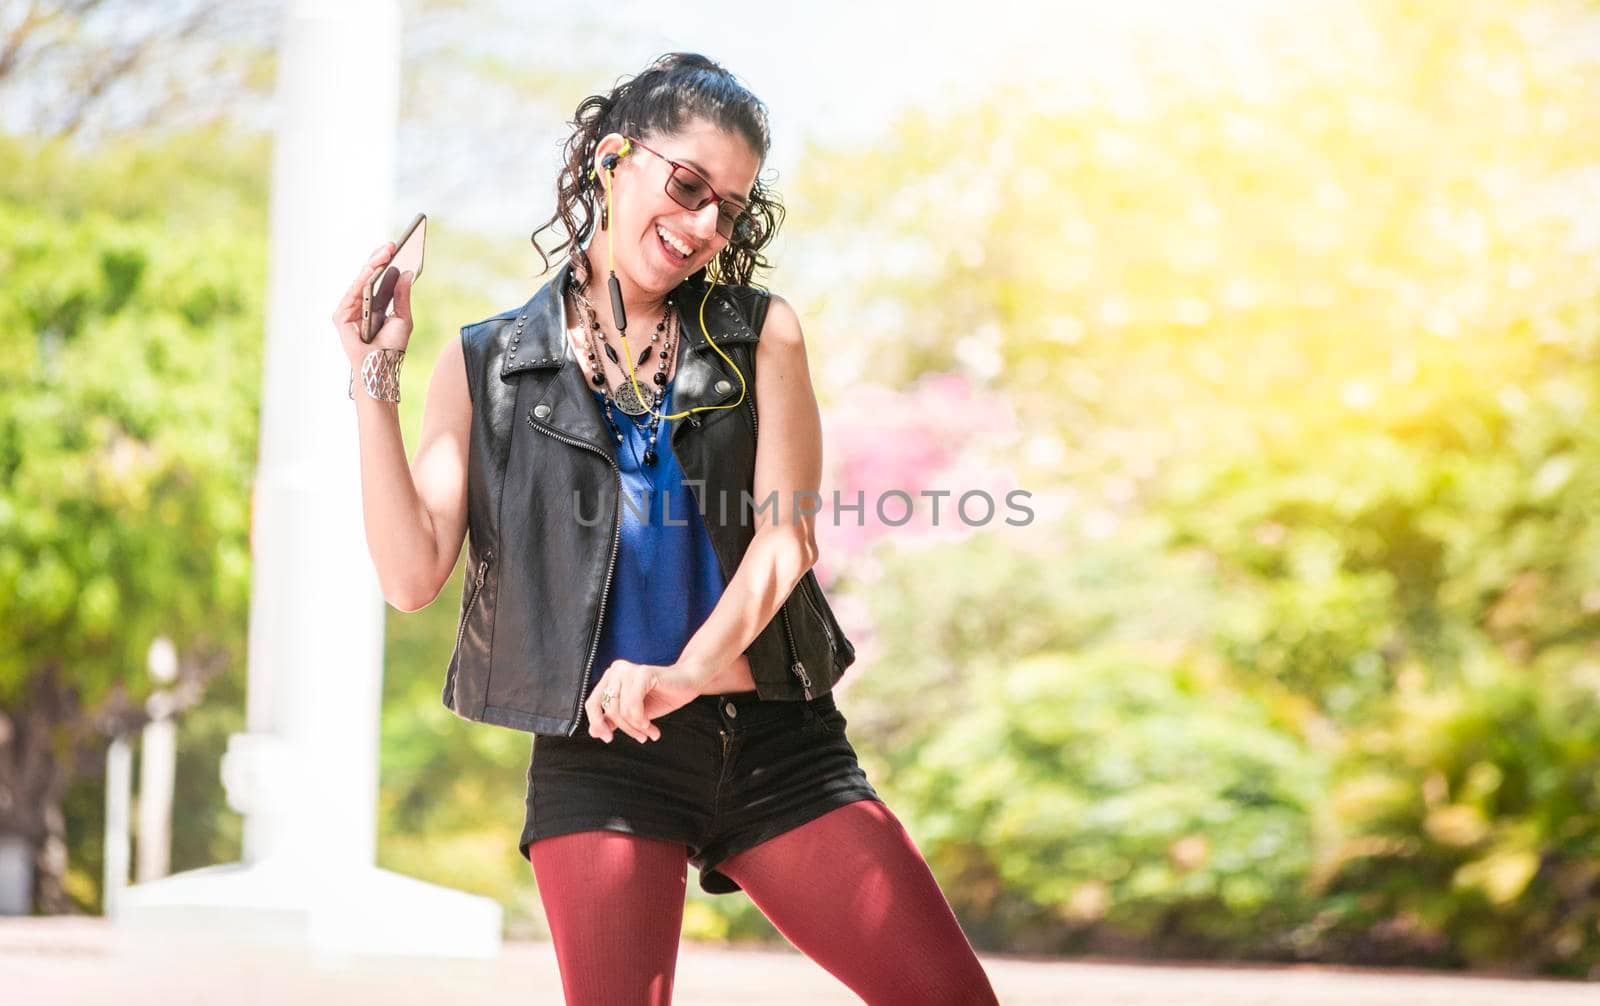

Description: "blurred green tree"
0 129 269 912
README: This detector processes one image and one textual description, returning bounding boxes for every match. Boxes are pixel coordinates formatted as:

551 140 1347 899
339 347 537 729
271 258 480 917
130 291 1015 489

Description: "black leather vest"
441 259 857 736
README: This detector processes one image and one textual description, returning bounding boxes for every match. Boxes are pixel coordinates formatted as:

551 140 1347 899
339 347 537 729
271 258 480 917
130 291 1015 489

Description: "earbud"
598 138 632 175
589 140 631 184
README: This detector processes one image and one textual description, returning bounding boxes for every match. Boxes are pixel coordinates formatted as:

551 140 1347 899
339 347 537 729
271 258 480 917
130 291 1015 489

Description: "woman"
332 52 998 1006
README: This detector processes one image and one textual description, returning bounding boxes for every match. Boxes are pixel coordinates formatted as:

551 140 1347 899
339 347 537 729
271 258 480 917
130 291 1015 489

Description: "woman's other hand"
584 659 702 743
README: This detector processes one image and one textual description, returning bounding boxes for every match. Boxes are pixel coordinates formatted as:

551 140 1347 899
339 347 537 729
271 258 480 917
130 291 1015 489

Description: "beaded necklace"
565 271 679 467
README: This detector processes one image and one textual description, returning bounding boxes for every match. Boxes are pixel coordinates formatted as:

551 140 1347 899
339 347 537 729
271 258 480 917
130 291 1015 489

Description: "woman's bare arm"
673 293 823 683
354 334 472 612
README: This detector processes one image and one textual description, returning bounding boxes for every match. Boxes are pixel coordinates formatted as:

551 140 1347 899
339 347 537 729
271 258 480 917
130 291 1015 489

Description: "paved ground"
1 917 1595 1004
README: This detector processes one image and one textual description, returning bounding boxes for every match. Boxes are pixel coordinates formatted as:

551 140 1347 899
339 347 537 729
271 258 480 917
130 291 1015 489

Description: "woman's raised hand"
331 241 417 367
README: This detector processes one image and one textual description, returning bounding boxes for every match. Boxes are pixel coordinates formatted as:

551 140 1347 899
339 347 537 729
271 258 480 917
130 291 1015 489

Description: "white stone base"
111 853 502 960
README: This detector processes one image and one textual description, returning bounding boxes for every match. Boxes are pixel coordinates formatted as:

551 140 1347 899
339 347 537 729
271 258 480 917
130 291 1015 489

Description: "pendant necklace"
567 273 679 466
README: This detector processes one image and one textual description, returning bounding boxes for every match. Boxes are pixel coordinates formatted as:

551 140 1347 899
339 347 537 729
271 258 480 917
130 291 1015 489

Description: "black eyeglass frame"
623 135 760 243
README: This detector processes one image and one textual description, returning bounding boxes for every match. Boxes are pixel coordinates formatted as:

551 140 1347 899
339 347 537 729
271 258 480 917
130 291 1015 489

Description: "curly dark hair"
529 52 785 289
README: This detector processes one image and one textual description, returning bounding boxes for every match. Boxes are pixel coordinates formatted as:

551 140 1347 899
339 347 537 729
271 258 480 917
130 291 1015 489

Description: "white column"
102 736 132 920
240 0 400 875
134 718 175 883
113 0 500 958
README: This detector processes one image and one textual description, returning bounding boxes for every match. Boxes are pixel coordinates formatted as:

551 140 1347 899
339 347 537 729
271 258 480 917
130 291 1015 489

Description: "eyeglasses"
623 136 759 243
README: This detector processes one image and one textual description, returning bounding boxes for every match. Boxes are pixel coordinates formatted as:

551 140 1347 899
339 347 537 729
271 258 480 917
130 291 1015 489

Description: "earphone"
584 138 749 425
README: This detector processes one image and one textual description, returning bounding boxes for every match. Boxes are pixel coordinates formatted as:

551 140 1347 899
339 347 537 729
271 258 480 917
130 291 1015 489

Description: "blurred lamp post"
102 636 180 920
101 734 132 920
136 637 179 883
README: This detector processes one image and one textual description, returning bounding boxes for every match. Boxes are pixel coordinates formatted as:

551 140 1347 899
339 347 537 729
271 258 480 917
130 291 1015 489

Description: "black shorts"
519 688 883 895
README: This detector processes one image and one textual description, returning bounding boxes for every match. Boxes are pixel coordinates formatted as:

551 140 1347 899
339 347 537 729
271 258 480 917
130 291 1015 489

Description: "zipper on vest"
452 548 495 661
781 605 813 700
526 411 622 737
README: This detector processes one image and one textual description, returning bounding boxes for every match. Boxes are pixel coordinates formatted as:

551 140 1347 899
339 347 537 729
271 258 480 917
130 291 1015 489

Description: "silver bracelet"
348 346 405 402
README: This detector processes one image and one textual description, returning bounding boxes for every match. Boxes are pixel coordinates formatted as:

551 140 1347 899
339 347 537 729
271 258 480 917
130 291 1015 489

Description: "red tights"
527 800 999 1005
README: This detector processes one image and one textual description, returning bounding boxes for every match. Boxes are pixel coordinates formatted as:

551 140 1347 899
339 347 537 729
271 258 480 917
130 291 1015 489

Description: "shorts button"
723 701 737 718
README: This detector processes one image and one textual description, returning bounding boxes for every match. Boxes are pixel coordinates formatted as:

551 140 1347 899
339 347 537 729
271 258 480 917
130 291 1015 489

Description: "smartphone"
361 212 427 343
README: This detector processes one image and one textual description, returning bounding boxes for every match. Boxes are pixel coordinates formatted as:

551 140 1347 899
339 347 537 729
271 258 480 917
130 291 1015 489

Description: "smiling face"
588 118 762 296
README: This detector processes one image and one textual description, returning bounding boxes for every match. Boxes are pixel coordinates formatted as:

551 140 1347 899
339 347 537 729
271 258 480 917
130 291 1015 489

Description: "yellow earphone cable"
598 144 748 424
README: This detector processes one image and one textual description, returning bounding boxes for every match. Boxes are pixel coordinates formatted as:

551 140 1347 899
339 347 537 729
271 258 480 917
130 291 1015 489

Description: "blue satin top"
588 379 727 677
